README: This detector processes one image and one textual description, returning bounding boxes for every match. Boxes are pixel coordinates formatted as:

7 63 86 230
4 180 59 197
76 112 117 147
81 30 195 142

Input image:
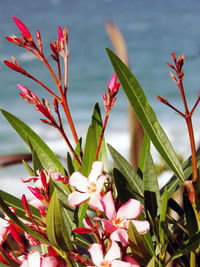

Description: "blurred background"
1 0 200 196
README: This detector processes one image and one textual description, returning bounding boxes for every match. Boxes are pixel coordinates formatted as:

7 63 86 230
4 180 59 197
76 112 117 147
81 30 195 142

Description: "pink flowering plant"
0 17 200 266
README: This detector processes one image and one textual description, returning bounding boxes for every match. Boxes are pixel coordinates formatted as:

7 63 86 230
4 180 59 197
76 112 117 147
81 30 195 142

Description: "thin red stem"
96 114 109 160
58 126 81 167
178 80 198 182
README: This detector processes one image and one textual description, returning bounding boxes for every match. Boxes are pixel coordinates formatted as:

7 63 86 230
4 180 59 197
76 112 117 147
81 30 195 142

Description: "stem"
58 126 81 167
185 117 198 182
96 114 109 160
178 80 198 182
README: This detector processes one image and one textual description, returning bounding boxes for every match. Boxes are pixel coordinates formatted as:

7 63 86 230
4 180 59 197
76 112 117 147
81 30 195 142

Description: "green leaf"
143 153 161 219
0 247 19 267
0 189 40 220
91 103 108 171
46 189 72 250
22 159 35 176
67 152 75 176
81 125 96 176
183 191 198 236
0 196 52 247
113 168 133 203
32 149 43 175
73 138 82 172
81 103 107 176
147 257 156 267
167 231 200 262
159 187 168 246
106 48 184 183
128 221 152 265
160 147 200 200
108 143 144 203
138 132 151 173
1 109 65 174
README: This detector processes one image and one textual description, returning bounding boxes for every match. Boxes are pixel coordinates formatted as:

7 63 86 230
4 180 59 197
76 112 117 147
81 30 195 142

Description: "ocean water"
1 0 200 196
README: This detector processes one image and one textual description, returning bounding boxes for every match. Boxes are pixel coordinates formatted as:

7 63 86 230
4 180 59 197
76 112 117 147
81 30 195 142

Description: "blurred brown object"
0 153 32 167
105 21 144 169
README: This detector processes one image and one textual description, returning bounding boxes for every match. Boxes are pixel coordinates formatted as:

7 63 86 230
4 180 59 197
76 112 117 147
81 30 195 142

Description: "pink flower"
68 161 107 211
96 191 150 246
88 241 130 267
19 251 57 267
0 215 10 245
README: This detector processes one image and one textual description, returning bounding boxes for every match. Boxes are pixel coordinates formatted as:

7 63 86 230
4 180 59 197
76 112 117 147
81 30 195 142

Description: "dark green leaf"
106 48 184 183
138 132 150 173
160 147 200 200
113 168 133 203
81 125 96 176
32 149 43 175
143 153 161 219
46 189 72 250
108 143 144 203
128 221 152 265
159 187 168 246
0 189 40 220
167 231 200 262
67 152 75 176
73 138 82 172
183 190 198 236
0 247 19 267
0 196 52 247
91 103 108 171
1 109 65 174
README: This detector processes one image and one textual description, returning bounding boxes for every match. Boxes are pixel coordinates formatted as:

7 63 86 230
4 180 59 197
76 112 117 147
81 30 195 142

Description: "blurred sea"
1 0 200 196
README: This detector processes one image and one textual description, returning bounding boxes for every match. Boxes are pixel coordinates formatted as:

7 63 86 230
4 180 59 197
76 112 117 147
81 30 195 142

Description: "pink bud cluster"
103 73 120 115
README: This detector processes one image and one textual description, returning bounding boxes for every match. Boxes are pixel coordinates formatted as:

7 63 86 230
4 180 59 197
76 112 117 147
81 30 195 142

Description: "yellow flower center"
112 217 126 228
100 261 111 267
87 182 97 194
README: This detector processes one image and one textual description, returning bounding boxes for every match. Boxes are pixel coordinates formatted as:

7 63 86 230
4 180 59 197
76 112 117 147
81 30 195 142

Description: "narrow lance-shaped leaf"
138 132 150 173
143 153 161 219
159 187 168 246
46 189 73 250
160 146 200 200
128 221 152 265
106 48 184 183
108 143 144 203
1 109 65 174
0 196 52 247
0 189 40 220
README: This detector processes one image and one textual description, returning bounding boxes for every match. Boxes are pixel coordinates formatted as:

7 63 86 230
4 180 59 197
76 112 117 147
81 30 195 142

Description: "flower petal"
69 172 88 192
27 251 40 267
88 193 104 211
105 241 121 262
41 256 57 267
125 255 140 267
112 260 130 267
117 199 143 220
110 228 128 247
131 219 150 234
101 191 116 221
95 175 107 193
88 243 103 265
94 218 116 233
68 191 90 207
88 161 104 183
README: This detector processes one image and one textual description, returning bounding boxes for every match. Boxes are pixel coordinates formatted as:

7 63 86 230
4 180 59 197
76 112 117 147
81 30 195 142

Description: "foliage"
0 17 200 266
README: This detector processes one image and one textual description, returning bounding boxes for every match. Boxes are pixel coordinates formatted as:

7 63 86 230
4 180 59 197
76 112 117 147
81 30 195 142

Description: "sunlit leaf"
106 48 184 183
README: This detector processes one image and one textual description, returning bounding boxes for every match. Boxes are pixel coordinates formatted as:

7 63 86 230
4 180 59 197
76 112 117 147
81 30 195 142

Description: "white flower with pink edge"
68 161 107 211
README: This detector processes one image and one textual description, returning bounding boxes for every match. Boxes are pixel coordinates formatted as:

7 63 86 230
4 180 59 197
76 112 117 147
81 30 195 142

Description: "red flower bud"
12 16 33 42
